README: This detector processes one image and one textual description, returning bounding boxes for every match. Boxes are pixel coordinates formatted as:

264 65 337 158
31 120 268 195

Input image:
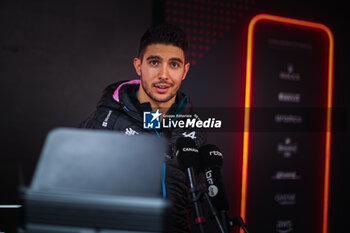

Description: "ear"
133 57 142 76
182 62 190 81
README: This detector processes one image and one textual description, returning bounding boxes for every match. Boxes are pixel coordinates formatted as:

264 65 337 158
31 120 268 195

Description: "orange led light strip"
241 14 334 233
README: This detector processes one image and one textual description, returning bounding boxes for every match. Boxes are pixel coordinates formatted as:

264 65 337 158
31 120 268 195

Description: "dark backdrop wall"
0 0 154 231
0 0 347 232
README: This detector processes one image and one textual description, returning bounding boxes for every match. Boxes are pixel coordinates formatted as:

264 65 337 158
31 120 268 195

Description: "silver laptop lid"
31 127 168 198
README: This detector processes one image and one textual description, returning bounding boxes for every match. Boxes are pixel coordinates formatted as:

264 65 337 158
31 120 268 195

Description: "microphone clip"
190 186 205 203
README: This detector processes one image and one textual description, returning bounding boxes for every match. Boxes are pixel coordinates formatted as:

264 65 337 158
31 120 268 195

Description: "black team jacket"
80 80 206 233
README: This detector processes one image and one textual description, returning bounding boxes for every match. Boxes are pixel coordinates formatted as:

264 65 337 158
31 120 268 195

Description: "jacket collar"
98 80 192 121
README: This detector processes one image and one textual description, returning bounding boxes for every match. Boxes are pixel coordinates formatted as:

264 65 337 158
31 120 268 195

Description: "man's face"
133 44 190 104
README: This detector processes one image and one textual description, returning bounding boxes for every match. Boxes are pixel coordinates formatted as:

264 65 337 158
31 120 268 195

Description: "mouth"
154 82 172 93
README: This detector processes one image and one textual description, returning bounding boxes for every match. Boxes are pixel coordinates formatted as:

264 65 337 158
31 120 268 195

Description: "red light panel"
241 14 334 233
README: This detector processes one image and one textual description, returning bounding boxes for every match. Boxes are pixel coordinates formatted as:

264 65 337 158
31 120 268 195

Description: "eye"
170 62 180 68
149 60 158 66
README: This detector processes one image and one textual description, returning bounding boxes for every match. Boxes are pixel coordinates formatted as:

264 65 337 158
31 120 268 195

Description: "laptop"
20 127 171 233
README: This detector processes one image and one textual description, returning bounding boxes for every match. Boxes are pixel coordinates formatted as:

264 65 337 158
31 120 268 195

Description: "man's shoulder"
80 106 122 129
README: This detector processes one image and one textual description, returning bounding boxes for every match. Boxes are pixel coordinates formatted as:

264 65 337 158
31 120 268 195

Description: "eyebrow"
146 55 162 61
146 55 183 64
169 57 184 64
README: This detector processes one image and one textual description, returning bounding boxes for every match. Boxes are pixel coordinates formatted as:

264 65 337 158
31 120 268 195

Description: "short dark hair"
138 23 189 61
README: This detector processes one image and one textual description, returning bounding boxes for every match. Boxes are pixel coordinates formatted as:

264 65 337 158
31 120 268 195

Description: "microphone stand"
220 211 249 233
196 183 249 233
187 168 206 233
202 192 226 233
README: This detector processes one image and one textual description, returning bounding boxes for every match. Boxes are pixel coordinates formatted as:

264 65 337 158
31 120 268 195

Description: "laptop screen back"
31 128 168 198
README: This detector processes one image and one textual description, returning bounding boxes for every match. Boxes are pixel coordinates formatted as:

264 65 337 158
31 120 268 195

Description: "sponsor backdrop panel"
243 15 332 233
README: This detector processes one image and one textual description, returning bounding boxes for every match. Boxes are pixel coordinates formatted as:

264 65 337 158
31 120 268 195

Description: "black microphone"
199 144 229 212
176 137 206 233
176 137 200 172
200 144 249 233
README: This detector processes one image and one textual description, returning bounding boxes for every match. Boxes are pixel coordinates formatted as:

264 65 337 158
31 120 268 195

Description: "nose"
158 63 169 80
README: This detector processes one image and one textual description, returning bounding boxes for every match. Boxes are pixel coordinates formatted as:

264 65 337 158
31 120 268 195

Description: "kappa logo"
143 110 161 129
125 128 139 136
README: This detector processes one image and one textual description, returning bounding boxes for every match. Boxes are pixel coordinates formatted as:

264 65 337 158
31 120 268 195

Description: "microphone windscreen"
176 137 199 171
206 169 229 211
199 145 229 211
199 144 223 171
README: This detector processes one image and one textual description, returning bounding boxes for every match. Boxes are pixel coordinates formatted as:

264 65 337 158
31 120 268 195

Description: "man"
80 23 206 233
